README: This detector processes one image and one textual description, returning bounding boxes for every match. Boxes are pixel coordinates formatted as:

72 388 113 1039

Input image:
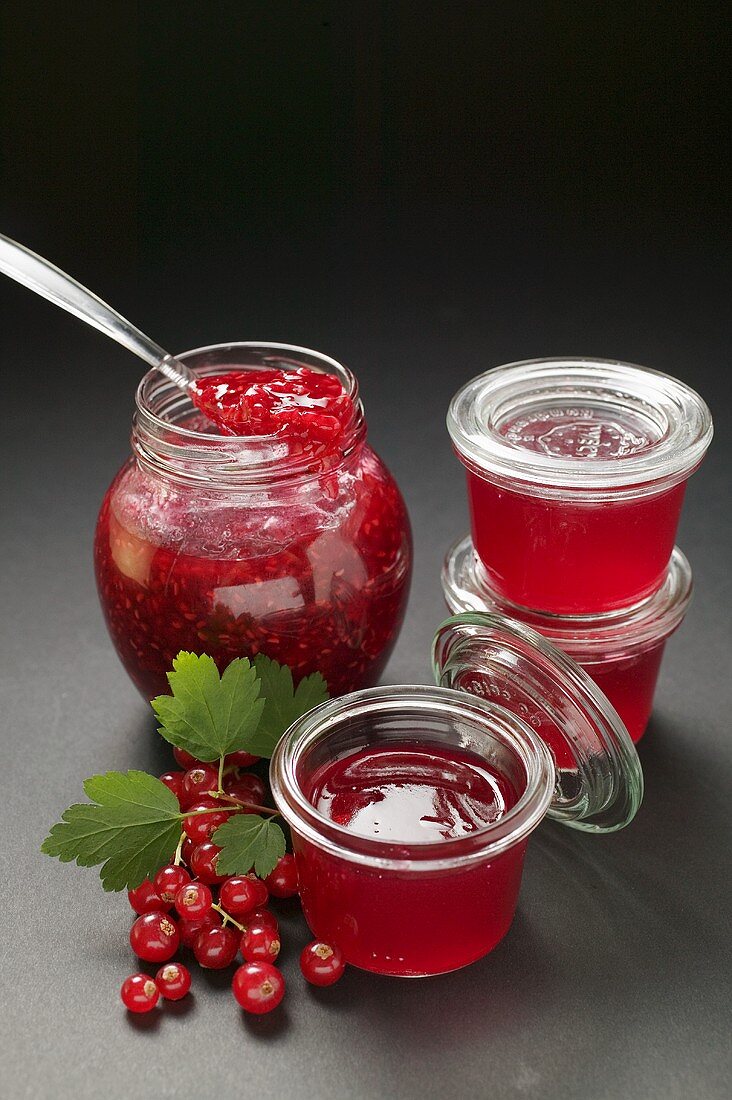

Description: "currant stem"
205 792 280 818
172 832 185 866
180 803 280 820
211 903 246 933
217 754 225 795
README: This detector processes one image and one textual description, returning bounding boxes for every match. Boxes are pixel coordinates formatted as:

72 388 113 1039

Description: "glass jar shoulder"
97 446 409 564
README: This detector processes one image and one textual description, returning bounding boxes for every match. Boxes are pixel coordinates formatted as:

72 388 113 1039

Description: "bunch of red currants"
120 748 345 1015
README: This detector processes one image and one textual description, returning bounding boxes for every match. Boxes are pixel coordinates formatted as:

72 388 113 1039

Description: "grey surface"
1 6 731 1099
3 269 731 1100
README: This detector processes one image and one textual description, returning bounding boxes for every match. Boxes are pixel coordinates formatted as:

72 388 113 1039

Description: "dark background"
1 4 730 1098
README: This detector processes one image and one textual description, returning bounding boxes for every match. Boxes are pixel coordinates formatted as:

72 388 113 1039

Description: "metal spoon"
0 233 195 392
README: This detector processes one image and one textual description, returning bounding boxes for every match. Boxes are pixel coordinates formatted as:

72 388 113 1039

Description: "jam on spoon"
191 367 353 444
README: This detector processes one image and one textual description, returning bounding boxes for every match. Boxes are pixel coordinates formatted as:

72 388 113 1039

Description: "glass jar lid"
442 535 693 661
432 613 644 832
447 357 713 496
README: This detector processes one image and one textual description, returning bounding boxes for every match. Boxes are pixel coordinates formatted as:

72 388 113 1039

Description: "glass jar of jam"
442 534 693 742
447 358 712 614
95 343 412 699
270 615 642 976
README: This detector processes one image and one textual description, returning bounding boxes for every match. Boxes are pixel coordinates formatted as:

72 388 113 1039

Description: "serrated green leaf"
151 652 264 762
213 814 286 879
41 771 182 892
246 655 329 758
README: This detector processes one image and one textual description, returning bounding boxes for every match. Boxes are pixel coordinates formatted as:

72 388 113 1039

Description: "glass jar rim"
269 685 554 873
442 535 693 659
447 357 713 496
133 342 365 487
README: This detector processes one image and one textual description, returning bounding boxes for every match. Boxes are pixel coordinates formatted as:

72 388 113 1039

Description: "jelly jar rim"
442 535 693 659
133 341 366 487
447 357 713 498
269 685 555 873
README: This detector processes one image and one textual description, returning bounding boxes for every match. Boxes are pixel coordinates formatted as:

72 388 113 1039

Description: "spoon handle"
0 233 194 390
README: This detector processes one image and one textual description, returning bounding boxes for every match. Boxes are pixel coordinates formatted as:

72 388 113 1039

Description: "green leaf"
152 652 264 762
41 771 182 892
247 655 329 758
213 814 286 879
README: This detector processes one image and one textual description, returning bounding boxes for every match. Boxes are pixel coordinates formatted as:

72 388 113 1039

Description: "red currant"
264 854 299 898
183 800 231 844
128 878 169 915
246 908 278 932
174 880 213 920
243 873 269 908
300 941 345 986
121 973 159 1013
181 837 196 866
219 876 259 917
129 911 180 963
232 962 285 1014
194 924 239 969
178 911 221 948
224 774 266 805
189 843 225 884
237 908 278 935
241 924 281 963
224 750 260 768
173 747 201 770
158 770 185 803
181 765 219 807
153 864 191 904
155 962 192 1000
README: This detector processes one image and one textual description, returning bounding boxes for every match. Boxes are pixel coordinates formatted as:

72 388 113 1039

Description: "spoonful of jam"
192 366 352 443
0 233 351 442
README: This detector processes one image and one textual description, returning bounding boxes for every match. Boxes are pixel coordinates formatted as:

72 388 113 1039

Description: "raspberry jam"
191 366 352 443
95 344 412 699
448 358 712 614
271 676 642 976
442 536 693 742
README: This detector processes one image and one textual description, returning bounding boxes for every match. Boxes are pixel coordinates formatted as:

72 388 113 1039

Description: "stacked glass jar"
443 357 713 742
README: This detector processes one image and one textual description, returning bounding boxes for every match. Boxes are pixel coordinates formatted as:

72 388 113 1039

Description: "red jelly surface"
466 472 686 614
95 366 411 698
585 643 666 744
192 367 352 444
294 742 526 976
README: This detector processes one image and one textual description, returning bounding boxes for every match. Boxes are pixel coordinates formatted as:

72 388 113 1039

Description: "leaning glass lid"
432 613 643 832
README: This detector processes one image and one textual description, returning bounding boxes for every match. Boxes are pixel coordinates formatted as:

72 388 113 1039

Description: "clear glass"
442 536 693 742
95 343 412 699
270 686 554 976
448 358 712 613
432 614 643 831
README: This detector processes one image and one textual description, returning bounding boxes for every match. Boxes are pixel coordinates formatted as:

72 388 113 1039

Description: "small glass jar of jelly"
442 534 693 742
447 357 711 614
270 614 643 976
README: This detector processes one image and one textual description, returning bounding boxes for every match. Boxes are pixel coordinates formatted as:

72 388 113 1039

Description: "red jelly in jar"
447 358 712 614
271 625 642 977
442 535 693 742
95 343 412 698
